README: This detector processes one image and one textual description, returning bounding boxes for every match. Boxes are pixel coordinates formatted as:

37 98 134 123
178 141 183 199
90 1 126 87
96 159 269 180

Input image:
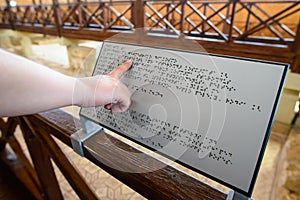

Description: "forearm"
0 49 76 117
0 49 132 117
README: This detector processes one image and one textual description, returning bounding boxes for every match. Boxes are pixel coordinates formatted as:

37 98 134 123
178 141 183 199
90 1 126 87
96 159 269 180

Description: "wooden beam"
133 0 144 28
26 109 227 200
237 2 299 41
82 4 104 28
0 118 43 200
207 2 242 37
237 1 285 43
60 28 118 41
146 3 179 34
52 0 62 36
84 131 227 200
5 0 15 29
253 3 296 38
107 4 133 29
26 109 80 147
1 1 299 72
186 1 228 41
11 24 59 36
107 31 294 63
23 115 98 200
180 0 186 33
0 148 43 200
18 117 64 200
292 17 300 73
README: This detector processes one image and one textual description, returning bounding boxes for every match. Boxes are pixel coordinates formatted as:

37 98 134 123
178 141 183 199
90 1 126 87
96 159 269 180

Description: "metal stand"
226 190 254 200
70 116 103 156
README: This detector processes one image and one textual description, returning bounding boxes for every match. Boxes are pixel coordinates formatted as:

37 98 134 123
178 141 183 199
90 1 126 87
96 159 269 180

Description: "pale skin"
0 49 132 118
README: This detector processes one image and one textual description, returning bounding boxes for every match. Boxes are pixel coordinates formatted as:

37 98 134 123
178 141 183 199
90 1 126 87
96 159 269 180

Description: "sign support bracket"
226 190 254 200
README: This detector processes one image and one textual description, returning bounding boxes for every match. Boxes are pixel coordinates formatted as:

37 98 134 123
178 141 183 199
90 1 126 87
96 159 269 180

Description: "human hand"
74 60 132 112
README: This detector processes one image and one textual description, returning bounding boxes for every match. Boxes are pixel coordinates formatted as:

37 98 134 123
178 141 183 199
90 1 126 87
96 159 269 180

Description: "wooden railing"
145 1 299 45
0 0 300 72
0 109 228 200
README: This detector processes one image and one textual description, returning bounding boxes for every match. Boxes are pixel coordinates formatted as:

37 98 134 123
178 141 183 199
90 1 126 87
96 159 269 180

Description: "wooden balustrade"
0 0 300 72
0 109 228 200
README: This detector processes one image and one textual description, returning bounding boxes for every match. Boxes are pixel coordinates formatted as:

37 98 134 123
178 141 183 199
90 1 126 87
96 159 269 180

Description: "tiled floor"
252 133 284 200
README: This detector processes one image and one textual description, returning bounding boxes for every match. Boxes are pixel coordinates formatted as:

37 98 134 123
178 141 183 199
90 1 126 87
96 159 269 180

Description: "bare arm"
0 49 132 117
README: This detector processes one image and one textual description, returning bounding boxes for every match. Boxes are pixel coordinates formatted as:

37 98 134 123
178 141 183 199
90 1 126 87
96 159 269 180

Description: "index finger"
108 59 132 79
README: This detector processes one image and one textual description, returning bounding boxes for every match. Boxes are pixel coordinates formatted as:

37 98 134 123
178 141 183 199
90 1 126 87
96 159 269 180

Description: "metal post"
226 190 254 200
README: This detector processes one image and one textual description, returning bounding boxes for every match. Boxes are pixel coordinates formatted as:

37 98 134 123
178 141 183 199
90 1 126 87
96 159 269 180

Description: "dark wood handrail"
29 109 228 199
0 109 228 199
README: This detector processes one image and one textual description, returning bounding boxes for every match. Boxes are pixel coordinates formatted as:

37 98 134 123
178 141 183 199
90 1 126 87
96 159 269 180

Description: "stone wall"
67 45 96 74
272 124 300 200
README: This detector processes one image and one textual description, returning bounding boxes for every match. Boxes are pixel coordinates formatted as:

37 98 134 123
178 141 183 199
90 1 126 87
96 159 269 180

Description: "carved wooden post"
22 116 98 200
228 0 238 43
18 117 64 200
133 0 144 28
38 0 46 27
244 2 253 33
0 118 18 151
222 2 231 34
0 117 43 199
180 0 187 34
292 17 300 73
202 3 207 32
0 119 6 150
52 0 62 37
76 0 82 29
5 0 15 29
